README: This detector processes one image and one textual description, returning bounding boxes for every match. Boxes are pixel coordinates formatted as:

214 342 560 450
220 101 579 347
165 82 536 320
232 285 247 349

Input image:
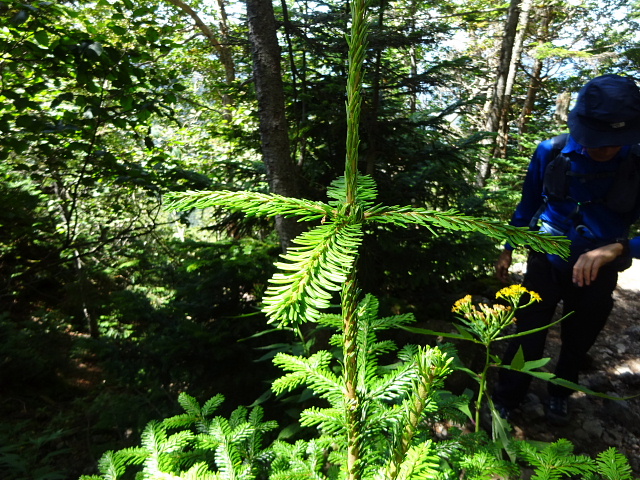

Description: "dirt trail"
505 260 640 474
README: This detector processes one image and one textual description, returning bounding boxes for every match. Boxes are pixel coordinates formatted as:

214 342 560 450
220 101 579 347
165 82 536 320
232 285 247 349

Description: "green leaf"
510 346 525 370
520 357 551 371
108 24 127 36
524 370 555 381
133 7 149 18
452 323 475 340
401 325 480 343
33 30 49 46
145 27 159 43
120 96 133 110
51 92 74 109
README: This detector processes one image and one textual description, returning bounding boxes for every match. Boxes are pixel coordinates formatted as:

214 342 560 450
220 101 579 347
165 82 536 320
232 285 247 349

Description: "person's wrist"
615 238 630 257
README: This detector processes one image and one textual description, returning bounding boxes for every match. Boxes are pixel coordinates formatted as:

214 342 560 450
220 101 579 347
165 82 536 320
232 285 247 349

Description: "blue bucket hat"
567 74 640 148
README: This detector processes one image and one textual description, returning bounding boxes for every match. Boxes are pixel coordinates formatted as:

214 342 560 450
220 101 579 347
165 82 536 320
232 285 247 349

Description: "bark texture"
247 0 304 250
476 0 524 186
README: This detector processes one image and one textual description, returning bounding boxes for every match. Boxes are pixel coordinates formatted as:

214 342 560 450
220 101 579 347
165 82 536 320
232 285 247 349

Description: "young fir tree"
81 0 633 478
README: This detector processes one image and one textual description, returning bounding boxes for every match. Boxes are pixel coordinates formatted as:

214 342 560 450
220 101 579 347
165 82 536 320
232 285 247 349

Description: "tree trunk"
475 0 522 186
74 249 99 338
518 57 544 136
517 4 556 151
493 0 533 159
246 0 304 250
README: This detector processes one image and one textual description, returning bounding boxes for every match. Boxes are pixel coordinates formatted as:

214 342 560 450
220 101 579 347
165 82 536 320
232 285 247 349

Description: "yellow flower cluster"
496 284 542 303
449 285 541 342
466 303 512 325
451 294 472 313
452 294 511 320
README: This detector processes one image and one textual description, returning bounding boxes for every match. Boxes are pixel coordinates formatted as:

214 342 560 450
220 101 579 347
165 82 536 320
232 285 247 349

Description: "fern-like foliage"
82 447 146 480
271 350 343 406
163 393 226 433
144 420 197 474
262 221 363 325
511 439 596 480
364 204 569 255
85 393 279 480
270 295 464 480
326 175 378 209
165 190 332 223
269 439 332 480
390 441 440 480
593 447 634 480
457 449 519 480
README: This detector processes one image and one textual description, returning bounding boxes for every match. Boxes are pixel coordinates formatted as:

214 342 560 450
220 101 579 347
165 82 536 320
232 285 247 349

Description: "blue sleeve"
504 140 553 250
629 237 640 258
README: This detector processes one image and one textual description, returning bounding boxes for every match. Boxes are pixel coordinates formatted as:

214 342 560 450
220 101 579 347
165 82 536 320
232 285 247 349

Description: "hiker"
493 74 640 425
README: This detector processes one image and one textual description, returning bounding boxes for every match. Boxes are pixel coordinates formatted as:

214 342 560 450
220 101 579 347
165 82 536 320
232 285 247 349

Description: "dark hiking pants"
493 251 618 408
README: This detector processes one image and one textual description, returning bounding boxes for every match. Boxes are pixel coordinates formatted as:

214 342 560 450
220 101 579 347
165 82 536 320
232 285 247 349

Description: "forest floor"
497 260 640 475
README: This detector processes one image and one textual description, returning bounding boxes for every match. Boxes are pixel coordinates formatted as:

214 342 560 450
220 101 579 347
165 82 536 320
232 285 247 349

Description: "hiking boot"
546 396 570 426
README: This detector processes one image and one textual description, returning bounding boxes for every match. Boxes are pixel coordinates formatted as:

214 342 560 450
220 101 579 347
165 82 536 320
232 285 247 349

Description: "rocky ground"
502 260 640 475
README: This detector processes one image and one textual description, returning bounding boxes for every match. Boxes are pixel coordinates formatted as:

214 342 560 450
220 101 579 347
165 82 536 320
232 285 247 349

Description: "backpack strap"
528 134 569 229
551 133 569 156
543 152 570 201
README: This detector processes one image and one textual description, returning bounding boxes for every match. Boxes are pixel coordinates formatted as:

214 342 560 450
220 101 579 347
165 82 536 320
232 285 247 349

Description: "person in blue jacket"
493 74 640 425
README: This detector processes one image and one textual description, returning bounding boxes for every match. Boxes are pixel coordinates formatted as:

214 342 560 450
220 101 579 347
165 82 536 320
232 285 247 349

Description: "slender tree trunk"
280 0 306 168
74 250 99 338
247 0 304 250
554 90 572 125
409 44 418 114
519 58 544 136
476 0 522 186
214 0 236 121
493 0 533 158
518 5 553 145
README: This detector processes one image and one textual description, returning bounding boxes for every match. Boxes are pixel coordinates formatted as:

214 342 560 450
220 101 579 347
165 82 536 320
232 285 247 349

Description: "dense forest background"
2 0 640 478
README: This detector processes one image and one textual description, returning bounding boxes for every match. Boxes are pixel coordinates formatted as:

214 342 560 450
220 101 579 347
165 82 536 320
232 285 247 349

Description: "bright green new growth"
511 440 633 480
272 295 451 480
80 392 280 480
158 0 636 479
166 182 569 328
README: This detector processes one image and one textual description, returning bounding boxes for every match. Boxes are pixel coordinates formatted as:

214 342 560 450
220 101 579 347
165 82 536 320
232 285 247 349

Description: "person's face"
586 145 622 162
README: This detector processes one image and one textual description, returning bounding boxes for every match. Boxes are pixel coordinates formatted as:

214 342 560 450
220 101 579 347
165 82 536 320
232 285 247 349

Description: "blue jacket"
508 135 640 269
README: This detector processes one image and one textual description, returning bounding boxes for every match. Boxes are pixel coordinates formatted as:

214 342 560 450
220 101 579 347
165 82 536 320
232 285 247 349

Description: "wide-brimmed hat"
567 74 640 148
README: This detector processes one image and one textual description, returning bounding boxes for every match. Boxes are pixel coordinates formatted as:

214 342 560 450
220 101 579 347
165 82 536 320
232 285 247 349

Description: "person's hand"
495 249 513 283
572 242 625 287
